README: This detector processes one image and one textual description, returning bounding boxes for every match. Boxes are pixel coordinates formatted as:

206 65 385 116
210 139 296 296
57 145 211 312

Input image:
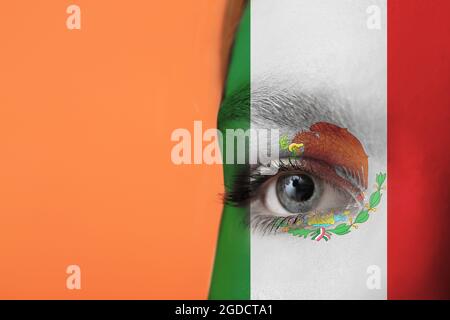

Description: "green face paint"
208 5 250 300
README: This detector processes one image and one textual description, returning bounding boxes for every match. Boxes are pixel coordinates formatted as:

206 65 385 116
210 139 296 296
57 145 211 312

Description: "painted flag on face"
210 0 450 300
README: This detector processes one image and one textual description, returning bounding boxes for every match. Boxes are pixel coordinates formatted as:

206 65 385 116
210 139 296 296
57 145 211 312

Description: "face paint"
291 122 369 189
211 0 387 299
209 4 250 300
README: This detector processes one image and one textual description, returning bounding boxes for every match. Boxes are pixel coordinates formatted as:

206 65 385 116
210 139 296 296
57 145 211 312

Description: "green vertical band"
208 4 250 300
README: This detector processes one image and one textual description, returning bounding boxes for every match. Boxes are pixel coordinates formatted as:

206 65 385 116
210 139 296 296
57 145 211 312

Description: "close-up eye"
224 121 381 236
248 157 364 233
260 170 355 217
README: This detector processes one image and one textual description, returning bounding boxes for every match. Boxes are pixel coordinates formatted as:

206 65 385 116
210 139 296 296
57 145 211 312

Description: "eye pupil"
276 174 315 213
287 175 314 201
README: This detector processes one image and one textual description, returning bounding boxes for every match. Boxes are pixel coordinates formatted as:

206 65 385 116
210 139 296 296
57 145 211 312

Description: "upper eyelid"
253 157 365 195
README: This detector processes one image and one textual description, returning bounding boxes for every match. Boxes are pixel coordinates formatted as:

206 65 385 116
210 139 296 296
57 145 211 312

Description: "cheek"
251 226 382 299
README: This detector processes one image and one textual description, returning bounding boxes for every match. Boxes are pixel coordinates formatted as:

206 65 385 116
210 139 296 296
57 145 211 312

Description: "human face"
212 0 386 299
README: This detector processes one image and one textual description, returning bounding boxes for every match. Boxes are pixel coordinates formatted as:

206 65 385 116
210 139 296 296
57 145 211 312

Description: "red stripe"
388 0 450 299
315 228 326 241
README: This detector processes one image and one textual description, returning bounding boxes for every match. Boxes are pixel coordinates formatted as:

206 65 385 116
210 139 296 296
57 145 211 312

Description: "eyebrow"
218 83 385 158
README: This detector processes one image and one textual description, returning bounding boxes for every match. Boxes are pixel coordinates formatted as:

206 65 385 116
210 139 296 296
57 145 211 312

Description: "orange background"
0 1 227 299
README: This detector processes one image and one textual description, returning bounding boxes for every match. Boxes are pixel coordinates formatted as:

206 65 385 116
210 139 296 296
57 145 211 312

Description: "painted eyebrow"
219 84 348 129
251 85 353 134
218 83 379 157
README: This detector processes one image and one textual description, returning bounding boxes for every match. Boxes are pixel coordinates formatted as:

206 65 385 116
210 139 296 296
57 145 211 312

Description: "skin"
251 0 387 299
212 0 387 299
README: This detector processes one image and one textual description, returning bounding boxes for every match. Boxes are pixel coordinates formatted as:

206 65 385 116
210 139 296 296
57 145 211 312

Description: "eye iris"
286 175 314 201
276 174 315 213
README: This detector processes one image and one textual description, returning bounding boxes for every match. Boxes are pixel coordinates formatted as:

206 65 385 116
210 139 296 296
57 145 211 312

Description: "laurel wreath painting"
278 133 386 242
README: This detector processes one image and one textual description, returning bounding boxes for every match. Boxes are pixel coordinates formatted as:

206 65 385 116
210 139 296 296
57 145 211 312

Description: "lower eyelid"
250 202 364 234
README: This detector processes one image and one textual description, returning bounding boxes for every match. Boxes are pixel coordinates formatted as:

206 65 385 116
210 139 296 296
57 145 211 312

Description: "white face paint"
250 0 387 299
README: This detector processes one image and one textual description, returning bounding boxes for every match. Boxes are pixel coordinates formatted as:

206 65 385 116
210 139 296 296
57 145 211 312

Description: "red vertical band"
388 0 450 299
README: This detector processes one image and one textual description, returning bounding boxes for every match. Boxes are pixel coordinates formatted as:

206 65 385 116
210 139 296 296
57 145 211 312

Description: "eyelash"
223 157 362 233
225 157 337 205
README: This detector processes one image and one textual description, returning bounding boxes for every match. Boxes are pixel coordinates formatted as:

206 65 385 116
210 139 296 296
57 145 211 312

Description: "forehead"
249 0 387 159
252 0 386 90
